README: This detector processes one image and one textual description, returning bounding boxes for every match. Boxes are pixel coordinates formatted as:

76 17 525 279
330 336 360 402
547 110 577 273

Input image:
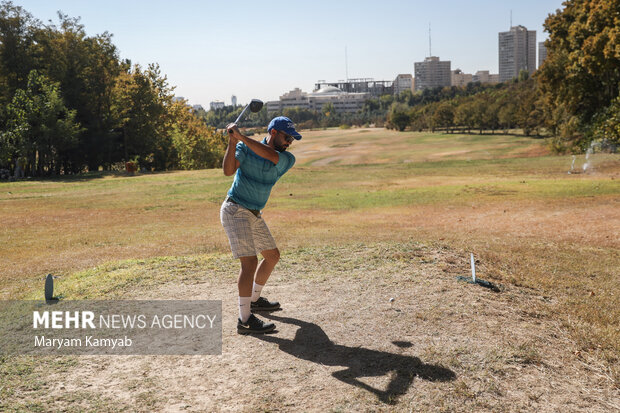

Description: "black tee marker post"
45 273 54 302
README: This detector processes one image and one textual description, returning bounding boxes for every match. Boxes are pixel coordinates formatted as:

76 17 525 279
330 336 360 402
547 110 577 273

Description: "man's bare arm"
226 123 279 165
222 134 240 176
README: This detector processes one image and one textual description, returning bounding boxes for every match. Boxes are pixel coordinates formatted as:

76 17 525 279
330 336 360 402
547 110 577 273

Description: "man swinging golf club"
221 114 301 334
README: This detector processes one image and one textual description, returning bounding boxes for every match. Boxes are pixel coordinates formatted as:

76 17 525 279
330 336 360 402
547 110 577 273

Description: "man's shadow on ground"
253 314 456 404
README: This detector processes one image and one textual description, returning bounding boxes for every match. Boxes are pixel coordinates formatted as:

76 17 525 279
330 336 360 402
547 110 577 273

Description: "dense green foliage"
383 78 544 136
2 70 81 175
537 0 619 150
0 2 224 176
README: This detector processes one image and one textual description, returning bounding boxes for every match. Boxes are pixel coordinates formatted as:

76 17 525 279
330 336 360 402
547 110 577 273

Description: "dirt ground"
41 245 619 412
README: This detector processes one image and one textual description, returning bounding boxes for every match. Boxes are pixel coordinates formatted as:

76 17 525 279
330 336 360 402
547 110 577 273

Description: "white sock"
238 296 251 322
251 282 264 302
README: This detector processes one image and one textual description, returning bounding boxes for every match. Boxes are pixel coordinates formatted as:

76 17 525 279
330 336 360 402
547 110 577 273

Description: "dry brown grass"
11 243 619 412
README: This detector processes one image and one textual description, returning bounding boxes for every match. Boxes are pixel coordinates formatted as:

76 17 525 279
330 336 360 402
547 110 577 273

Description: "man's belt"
225 197 261 217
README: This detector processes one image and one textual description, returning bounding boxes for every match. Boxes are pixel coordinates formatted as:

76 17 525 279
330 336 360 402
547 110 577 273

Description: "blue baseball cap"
268 116 302 140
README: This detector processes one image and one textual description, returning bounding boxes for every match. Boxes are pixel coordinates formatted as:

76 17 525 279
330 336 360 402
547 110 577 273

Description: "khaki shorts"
220 200 277 259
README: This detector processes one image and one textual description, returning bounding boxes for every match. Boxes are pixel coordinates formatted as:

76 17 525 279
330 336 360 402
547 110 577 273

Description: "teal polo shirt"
227 138 296 210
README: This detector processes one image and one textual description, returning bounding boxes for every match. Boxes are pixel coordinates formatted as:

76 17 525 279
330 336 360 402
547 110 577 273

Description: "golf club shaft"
228 99 262 134
229 104 250 133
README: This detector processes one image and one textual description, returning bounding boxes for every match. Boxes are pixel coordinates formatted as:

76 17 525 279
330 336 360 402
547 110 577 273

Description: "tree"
514 80 544 136
0 1 39 106
321 102 335 117
590 95 620 144
379 94 394 110
470 96 488 134
112 63 175 170
169 102 226 170
387 102 410 131
283 107 317 123
454 99 476 133
484 100 500 135
432 101 455 133
498 102 516 132
2 70 81 175
28 13 122 171
320 102 340 127
537 0 620 148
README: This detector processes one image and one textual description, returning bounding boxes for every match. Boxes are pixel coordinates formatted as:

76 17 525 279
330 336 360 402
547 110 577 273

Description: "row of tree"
0 1 225 177
200 83 501 132
386 75 544 135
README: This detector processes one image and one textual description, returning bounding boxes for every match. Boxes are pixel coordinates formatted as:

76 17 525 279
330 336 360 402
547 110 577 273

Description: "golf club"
228 99 263 133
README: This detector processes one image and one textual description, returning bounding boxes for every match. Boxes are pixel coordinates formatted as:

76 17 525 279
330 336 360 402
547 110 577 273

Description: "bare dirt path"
42 245 619 412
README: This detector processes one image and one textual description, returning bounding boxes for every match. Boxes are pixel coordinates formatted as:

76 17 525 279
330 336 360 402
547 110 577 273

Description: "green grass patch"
21 254 236 301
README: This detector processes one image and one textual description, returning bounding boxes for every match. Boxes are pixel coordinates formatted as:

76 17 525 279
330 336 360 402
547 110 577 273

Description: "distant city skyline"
17 0 564 106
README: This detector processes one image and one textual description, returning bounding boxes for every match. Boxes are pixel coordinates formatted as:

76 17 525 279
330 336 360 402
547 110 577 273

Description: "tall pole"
345 46 349 81
429 23 432 57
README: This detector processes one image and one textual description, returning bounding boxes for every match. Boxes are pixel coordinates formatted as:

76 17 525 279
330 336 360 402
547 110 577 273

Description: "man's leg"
238 256 258 322
221 202 275 333
251 248 281 310
237 255 276 334
254 248 280 286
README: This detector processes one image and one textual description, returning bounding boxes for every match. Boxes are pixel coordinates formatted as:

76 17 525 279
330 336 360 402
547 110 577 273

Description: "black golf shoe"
237 314 275 335
250 297 281 312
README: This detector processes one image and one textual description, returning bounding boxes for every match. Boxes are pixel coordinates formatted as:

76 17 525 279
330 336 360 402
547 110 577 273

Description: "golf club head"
249 99 263 113
229 99 263 134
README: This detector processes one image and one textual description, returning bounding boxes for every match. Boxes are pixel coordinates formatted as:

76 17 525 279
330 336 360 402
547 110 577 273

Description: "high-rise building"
414 56 451 91
498 25 536 82
538 42 547 68
231 95 237 107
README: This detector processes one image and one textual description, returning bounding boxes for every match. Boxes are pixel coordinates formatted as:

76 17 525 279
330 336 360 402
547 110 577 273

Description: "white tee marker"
470 253 476 283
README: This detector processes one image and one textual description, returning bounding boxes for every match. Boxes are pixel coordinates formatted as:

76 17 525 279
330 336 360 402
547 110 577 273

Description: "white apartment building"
393 74 413 94
266 86 368 113
209 101 225 110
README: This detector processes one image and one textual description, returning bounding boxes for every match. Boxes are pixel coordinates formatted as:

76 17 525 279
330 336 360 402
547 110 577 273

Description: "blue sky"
18 0 564 107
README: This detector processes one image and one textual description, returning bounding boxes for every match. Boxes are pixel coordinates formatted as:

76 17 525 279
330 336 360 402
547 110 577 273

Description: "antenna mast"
510 10 512 27
429 23 432 56
345 46 348 81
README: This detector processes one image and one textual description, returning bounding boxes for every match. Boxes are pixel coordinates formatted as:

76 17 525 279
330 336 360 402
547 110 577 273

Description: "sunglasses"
279 130 294 143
